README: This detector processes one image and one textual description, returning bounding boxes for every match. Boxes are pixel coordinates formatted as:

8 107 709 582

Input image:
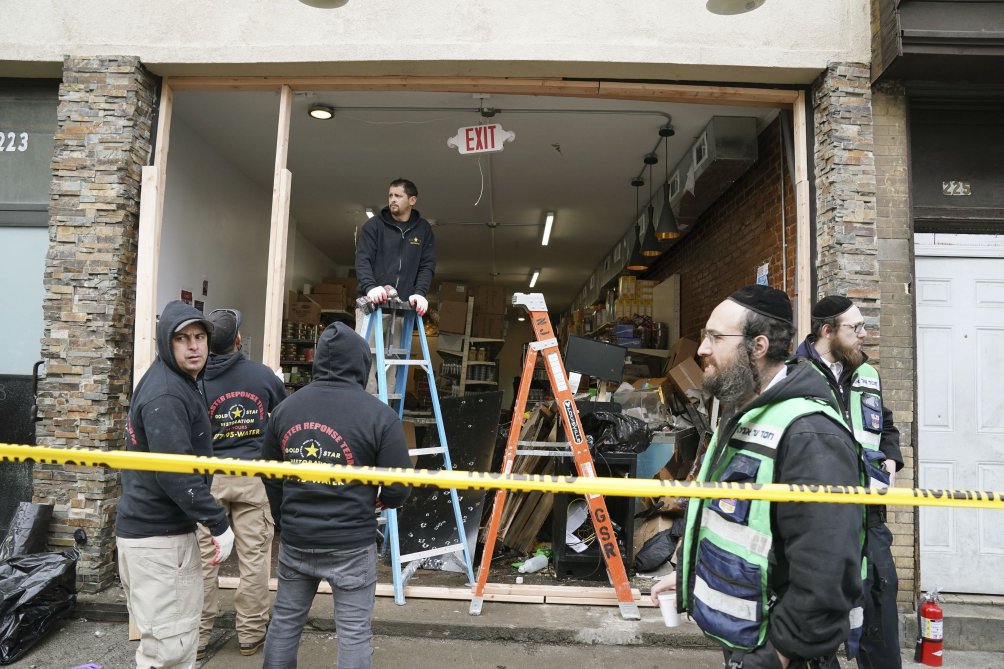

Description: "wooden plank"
132 81 173 385
263 83 294 370
792 90 812 340
546 596 657 608
217 576 545 603
166 75 798 109
132 165 161 384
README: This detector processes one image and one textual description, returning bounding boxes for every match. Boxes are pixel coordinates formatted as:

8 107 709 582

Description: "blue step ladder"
362 299 476 605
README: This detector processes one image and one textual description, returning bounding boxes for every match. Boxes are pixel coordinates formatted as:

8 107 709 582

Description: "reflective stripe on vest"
678 396 852 652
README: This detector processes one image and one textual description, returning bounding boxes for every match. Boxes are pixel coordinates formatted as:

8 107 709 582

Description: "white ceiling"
172 89 777 311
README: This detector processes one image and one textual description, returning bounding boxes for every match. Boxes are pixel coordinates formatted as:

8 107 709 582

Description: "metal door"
917 247 1004 594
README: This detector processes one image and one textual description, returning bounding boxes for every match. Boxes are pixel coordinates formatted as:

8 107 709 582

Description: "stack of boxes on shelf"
471 284 506 339
283 276 360 326
612 276 656 320
436 281 469 334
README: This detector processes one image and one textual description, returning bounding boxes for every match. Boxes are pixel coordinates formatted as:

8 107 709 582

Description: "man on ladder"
471 292 641 621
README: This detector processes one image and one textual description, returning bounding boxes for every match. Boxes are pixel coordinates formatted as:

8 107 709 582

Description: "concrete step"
76 585 1004 652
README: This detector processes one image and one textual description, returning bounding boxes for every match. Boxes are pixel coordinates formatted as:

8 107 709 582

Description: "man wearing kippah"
651 285 864 669
795 296 903 669
196 308 288 660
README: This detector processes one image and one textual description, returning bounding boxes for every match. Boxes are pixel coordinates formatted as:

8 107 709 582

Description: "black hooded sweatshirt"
262 321 412 549
116 301 229 539
354 207 435 298
201 351 287 460
681 359 864 663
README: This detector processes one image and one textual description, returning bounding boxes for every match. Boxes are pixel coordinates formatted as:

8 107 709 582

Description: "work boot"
239 636 266 656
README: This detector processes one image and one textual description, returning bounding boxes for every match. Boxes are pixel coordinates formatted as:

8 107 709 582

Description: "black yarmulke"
728 285 793 325
812 296 853 319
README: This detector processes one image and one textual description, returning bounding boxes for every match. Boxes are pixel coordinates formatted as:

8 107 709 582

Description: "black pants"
858 515 902 669
723 644 840 669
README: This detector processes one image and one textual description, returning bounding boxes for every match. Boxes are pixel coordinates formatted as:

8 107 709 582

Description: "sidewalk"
76 572 1004 653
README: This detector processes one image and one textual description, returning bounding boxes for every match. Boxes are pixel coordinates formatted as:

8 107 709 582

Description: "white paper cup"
658 593 680 628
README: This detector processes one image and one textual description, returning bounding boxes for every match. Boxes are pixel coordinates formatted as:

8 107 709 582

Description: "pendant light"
625 177 650 272
654 124 681 241
641 159 662 257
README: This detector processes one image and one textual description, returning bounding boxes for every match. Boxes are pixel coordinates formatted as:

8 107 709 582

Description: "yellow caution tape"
2 442 1003 509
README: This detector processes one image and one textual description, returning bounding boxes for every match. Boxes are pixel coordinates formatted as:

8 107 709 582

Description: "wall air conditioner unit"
667 116 758 230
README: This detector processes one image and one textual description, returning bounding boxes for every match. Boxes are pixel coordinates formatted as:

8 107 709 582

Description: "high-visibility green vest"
814 361 889 489
677 396 860 652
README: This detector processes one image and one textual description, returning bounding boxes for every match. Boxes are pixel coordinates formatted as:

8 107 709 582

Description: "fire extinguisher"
914 588 944 666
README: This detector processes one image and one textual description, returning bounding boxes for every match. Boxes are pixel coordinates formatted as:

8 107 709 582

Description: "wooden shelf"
438 348 464 357
470 337 505 344
628 348 670 358
467 361 496 366
282 338 316 345
465 380 498 386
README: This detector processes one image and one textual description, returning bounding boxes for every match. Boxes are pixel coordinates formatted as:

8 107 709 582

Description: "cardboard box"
288 299 321 325
438 281 469 303
473 313 504 339
668 358 704 401
472 285 507 315
665 337 699 371
632 376 673 405
618 275 637 298
322 277 359 297
438 300 468 334
310 288 347 310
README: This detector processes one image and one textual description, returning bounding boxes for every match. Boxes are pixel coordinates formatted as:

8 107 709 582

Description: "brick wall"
33 56 157 592
872 80 917 606
648 118 798 340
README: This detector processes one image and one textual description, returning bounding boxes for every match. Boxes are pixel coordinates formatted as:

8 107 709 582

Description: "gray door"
0 225 47 532
916 247 1004 594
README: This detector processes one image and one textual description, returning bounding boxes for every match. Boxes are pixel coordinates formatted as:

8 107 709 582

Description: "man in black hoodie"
355 178 435 320
794 296 903 669
261 322 412 669
651 286 864 669
196 308 287 660
116 300 233 669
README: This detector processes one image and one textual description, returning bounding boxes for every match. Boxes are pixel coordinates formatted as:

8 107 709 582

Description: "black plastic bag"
0 548 79 664
0 503 54 563
581 411 651 454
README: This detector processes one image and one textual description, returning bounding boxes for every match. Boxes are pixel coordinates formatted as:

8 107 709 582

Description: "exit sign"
446 123 515 155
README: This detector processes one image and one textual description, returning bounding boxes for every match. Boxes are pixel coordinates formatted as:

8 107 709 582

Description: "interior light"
706 0 766 15
541 211 554 246
308 104 335 120
517 316 526 322
365 208 375 220
529 269 540 288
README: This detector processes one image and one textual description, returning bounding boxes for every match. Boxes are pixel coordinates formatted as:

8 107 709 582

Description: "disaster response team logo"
208 391 266 440
280 421 355 471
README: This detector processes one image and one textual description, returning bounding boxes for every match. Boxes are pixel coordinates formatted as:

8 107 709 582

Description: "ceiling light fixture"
655 125 681 240
541 211 554 246
308 104 335 120
365 208 375 220
706 0 766 15
626 180 650 273
529 269 540 288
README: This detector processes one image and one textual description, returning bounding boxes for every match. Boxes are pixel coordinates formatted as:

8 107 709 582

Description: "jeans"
263 542 377 669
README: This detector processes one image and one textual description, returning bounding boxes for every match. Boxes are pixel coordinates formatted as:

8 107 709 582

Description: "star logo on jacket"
409 236 421 245
301 439 321 459
228 405 245 420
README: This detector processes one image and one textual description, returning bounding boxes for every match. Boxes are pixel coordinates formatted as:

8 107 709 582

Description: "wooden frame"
133 75 813 369
133 82 173 385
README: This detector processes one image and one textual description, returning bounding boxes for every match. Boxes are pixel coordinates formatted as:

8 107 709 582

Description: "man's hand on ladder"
409 294 428 316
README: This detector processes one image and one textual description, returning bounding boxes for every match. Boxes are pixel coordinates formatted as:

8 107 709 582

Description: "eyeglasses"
840 322 867 334
700 328 748 345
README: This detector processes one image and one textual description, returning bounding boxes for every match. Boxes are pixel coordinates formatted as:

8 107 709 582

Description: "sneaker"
196 646 207 661
239 636 266 656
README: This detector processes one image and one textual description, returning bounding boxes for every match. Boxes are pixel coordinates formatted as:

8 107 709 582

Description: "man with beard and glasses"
651 285 864 669
795 296 903 669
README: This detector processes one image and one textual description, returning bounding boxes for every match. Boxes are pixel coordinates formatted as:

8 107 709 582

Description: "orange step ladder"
469 292 641 620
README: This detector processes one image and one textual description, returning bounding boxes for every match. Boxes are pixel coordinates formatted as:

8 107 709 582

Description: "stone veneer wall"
813 63 915 608
33 56 157 592
871 80 917 606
